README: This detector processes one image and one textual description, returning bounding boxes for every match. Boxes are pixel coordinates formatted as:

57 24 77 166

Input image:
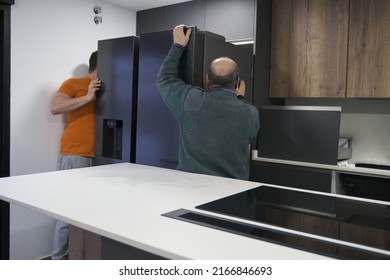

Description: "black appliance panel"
258 106 341 165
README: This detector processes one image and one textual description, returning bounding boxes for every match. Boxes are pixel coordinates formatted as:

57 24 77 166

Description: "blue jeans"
51 155 94 260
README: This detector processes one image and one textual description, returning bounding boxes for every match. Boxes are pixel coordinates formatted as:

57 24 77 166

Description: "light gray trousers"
51 155 94 260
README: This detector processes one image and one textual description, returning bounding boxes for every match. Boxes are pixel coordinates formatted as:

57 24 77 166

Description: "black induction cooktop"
163 185 390 259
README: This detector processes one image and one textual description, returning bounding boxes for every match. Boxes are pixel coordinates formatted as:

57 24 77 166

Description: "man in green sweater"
156 24 260 180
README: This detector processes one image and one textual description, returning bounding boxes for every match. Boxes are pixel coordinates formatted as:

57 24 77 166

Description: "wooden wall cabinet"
270 0 390 98
347 0 390 98
270 0 349 98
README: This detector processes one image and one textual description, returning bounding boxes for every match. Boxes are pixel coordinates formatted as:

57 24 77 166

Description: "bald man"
156 25 259 180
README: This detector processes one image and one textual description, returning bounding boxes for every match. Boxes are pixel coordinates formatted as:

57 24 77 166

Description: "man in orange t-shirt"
50 51 101 259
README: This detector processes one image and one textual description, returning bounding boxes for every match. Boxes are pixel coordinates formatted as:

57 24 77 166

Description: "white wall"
340 113 390 165
10 0 136 259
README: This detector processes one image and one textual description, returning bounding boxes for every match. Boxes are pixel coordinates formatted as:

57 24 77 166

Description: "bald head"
207 57 239 89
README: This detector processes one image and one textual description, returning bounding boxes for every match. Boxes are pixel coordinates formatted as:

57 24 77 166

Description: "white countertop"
0 163 332 260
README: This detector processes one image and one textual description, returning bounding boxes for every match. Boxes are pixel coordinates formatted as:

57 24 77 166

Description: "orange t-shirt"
58 77 96 157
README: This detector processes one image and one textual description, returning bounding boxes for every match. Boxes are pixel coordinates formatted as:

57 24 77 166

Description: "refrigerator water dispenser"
102 119 123 160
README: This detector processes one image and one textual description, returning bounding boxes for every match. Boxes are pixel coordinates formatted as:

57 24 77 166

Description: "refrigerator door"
95 36 139 165
135 27 254 169
202 32 253 102
135 28 202 169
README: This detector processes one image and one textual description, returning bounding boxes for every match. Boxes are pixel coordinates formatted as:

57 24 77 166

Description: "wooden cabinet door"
270 0 349 98
347 0 390 98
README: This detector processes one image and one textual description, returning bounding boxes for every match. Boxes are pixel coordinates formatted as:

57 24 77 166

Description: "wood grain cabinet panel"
69 225 101 260
269 0 292 98
347 0 390 98
338 222 389 259
270 0 349 98
261 207 339 255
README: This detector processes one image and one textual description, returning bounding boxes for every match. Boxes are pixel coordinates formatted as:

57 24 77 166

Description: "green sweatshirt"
156 45 260 180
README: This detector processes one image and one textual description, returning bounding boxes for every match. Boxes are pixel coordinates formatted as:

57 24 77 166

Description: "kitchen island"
0 163 334 260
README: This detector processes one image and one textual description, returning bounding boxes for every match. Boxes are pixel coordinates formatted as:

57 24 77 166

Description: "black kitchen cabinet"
340 172 390 202
250 161 333 193
136 0 255 42
164 0 206 31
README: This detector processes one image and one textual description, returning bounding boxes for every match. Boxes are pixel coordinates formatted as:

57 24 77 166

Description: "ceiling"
102 0 193 11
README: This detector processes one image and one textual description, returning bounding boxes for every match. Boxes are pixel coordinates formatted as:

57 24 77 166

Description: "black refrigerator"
95 36 139 165
136 27 254 169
